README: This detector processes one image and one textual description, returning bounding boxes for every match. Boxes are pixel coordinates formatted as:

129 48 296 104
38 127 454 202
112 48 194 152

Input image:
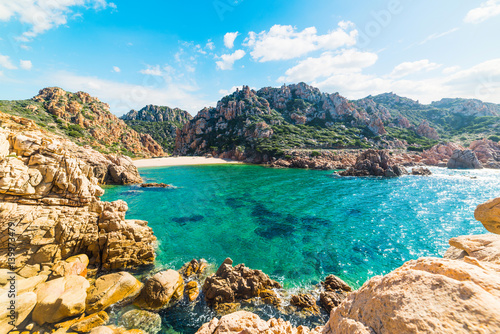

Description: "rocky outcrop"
269 150 357 170
338 149 408 177
122 105 193 123
202 258 282 309
32 87 164 157
475 197 500 234
432 98 500 116
416 120 439 140
135 269 184 310
421 142 465 166
0 112 156 274
290 294 320 314
195 310 322 334
447 149 483 169
469 139 500 168
411 167 432 175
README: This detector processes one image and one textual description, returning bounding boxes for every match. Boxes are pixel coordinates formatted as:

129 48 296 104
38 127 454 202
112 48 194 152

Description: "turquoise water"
102 165 500 290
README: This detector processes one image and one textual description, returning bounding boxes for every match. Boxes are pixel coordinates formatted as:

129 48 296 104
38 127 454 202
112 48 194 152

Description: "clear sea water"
102 165 500 333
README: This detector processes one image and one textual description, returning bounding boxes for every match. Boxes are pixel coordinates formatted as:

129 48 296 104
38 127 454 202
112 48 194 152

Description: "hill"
121 105 192 153
0 87 164 158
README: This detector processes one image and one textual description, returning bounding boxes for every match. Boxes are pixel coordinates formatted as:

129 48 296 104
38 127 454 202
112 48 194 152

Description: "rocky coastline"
2 111 500 334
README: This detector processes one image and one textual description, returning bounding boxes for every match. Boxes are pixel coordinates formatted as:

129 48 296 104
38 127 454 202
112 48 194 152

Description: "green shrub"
488 135 500 142
68 130 83 138
310 150 321 157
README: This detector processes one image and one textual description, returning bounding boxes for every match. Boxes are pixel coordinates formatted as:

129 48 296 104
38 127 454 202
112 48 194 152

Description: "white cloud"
112 66 121 73
48 71 214 115
139 65 162 76
0 0 116 41
206 40 215 50
216 49 246 70
390 59 441 78
0 54 17 69
245 22 357 62
419 27 459 45
442 66 460 75
218 86 240 96
278 49 378 83
464 0 500 23
20 60 32 70
224 32 239 49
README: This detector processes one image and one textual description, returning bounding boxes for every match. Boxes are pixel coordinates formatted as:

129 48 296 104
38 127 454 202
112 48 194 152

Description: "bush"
68 130 83 138
310 150 321 157
488 135 500 142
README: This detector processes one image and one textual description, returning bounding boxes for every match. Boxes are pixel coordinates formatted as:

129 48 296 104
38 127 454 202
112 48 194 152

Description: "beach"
133 156 243 167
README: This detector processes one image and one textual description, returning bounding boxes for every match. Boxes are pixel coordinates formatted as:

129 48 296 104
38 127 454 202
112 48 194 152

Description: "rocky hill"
121 105 192 153
0 87 164 158
174 83 500 162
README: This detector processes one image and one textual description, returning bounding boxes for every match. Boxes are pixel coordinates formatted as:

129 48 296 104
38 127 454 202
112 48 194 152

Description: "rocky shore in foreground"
2 111 500 334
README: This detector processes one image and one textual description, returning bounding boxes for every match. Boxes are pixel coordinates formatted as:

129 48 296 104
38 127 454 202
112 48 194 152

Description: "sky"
0 0 500 116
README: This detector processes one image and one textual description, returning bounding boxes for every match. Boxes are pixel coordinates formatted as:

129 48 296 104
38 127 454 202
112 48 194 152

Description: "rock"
446 234 500 264
202 258 282 308
32 275 90 325
90 326 115 334
321 275 352 293
50 254 89 279
119 310 161 334
338 149 408 177
0 274 48 296
447 149 483 169
195 310 323 334
70 311 109 332
323 257 500 334
422 142 465 166
0 292 37 334
90 326 146 334
179 259 208 278
469 139 500 165
290 294 320 314
86 272 143 314
411 167 432 175
318 275 351 313
185 281 200 301
135 269 184 310
475 197 500 234
416 120 439 140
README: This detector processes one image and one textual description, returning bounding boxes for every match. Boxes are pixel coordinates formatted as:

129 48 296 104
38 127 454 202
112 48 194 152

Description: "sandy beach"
133 156 243 168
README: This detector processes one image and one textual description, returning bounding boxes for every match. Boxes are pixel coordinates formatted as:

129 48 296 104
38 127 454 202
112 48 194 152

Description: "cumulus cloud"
112 66 121 73
390 59 441 78
464 0 500 23
245 22 357 62
48 70 214 115
139 65 162 76
216 49 246 70
0 54 17 69
20 60 32 70
224 32 239 49
278 49 378 83
0 0 116 41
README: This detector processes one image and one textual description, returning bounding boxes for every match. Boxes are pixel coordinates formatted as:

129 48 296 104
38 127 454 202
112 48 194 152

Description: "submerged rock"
179 258 208 278
119 310 161 334
447 149 483 169
140 183 174 188
290 293 320 314
202 258 282 309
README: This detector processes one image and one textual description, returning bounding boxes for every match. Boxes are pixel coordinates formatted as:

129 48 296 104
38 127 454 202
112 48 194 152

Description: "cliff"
121 105 193 153
0 87 164 158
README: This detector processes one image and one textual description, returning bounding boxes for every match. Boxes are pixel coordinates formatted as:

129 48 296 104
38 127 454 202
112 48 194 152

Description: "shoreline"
133 156 244 168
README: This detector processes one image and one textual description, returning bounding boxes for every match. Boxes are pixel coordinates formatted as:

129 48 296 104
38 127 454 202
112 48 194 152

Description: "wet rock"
70 311 109 332
119 310 161 334
447 149 483 169
202 258 282 308
135 270 184 310
411 167 432 176
185 281 200 302
290 294 320 314
319 275 351 313
179 259 208 278
86 272 143 314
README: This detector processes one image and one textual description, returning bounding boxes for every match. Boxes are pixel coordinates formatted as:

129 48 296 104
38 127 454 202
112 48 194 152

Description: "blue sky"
1 0 500 115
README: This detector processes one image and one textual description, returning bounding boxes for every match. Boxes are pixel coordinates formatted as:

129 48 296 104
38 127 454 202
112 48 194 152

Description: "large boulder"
319 275 352 313
202 258 282 308
447 149 483 169
32 275 90 325
50 254 89 279
195 310 322 334
475 197 500 234
134 269 184 310
86 272 143 314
